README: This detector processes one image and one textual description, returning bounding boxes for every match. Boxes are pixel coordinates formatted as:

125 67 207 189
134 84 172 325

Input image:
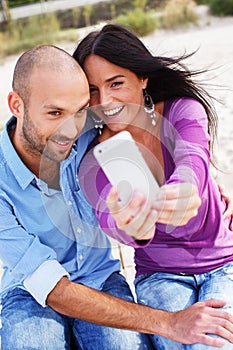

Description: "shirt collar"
2 117 35 190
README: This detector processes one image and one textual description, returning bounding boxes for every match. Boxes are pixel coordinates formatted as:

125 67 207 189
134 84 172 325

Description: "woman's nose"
99 90 112 106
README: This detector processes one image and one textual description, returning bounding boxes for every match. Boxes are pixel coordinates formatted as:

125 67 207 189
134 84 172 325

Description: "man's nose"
58 116 79 139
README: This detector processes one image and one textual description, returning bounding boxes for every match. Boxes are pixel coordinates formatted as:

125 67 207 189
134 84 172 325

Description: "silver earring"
91 114 104 135
144 90 157 126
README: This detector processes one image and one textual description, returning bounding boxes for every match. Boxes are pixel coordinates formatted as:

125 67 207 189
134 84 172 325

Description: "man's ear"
8 92 24 119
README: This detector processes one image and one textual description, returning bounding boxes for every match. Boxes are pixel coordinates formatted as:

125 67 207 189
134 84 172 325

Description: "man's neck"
39 158 61 190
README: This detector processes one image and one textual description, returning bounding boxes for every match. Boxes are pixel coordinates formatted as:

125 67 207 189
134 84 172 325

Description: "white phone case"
93 131 159 204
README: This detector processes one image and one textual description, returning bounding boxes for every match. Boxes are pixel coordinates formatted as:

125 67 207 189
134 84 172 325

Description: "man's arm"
47 277 233 347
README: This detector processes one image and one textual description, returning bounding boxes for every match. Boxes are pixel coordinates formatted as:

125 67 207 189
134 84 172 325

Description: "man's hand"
167 299 233 347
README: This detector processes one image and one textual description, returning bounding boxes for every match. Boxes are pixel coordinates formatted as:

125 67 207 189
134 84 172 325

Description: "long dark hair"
73 23 218 153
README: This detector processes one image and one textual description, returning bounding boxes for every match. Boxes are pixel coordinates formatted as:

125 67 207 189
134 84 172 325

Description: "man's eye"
49 111 61 116
77 107 88 115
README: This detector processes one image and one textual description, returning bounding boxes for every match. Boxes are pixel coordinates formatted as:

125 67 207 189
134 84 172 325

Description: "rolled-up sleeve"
24 260 69 307
0 195 70 305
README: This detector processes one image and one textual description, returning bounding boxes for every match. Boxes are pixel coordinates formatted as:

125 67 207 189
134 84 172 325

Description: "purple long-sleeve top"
79 97 233 276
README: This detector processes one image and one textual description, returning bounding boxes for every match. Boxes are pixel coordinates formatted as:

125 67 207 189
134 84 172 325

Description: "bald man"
1 45 233 350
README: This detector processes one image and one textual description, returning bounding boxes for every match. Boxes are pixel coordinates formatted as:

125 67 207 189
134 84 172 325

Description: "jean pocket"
134 273 154 287
223 262 233 279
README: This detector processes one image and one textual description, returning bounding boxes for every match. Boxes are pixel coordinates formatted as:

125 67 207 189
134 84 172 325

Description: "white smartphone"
93 131 159 204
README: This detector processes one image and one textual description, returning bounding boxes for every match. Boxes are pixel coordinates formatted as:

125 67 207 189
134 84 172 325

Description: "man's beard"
22 109 45 157
21 109 70 163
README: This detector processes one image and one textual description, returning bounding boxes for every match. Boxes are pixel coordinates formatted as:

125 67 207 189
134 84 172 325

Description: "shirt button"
79 254 83 260
76 227 82 233
68 201 72 206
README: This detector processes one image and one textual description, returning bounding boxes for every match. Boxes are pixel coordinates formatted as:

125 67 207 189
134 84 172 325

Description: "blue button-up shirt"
0 117 120 306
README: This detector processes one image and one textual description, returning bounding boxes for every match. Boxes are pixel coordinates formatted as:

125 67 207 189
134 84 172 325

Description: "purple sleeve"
78 148 152 248
164 98 211 196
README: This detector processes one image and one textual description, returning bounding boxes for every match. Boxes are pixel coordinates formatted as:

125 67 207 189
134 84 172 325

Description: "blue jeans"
135 262 233 350
1 272 153 350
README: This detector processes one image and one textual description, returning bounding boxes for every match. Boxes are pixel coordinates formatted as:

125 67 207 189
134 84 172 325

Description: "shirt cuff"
23 260 69 307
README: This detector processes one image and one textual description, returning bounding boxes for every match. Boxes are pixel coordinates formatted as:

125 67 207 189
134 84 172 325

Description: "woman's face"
83 54 148 132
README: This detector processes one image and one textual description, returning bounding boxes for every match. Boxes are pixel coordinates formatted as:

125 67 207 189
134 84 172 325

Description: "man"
0 45 233 350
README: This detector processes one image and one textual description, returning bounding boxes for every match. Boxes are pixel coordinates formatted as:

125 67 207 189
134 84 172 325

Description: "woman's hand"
106 187 158 241
106 182 201 240
218 184 233 230
153 182 201 227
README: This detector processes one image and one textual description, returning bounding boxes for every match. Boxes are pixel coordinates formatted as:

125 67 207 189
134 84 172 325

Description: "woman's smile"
102 105 125 118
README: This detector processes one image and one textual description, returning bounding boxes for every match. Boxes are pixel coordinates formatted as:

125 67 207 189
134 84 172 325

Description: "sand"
0 6 233 288
1 6 233 192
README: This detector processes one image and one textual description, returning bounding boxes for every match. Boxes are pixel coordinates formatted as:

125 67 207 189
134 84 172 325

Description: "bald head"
12 45 85 103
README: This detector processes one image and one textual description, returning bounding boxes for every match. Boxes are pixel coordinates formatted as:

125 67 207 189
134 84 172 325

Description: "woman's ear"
141 77 148 89
8 92 24 119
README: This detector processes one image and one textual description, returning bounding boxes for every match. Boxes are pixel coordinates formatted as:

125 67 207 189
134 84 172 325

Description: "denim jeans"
135 262 233 350
1 272 153 350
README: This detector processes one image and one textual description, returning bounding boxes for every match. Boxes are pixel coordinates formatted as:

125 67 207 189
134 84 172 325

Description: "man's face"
20 67 89 163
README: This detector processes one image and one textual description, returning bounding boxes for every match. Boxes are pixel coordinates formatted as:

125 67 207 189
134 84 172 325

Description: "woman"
74 24 233 349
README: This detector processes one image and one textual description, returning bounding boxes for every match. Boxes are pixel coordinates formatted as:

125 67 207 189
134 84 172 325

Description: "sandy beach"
1 6 233 193
0 5 233 286
143 9 233 195
0 7 233 342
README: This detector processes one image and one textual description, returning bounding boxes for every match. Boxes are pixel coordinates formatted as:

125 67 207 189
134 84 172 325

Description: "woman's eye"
111 81 123 88
90 87 98 94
